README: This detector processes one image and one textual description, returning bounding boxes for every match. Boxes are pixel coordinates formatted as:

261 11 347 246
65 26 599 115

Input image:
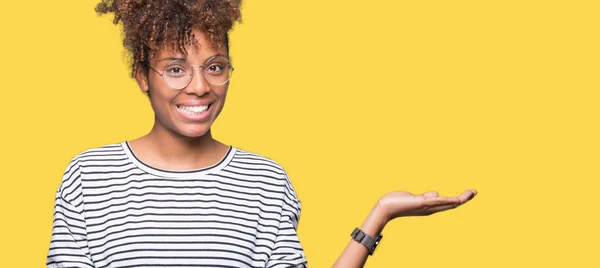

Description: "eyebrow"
157 53 228 63
157 57 186 62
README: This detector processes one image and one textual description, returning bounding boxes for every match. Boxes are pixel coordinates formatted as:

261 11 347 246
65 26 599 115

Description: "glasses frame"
141 55 234 90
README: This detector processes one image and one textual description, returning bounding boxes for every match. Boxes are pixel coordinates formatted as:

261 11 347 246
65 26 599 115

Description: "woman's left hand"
334 189 477 267
376 189 477 221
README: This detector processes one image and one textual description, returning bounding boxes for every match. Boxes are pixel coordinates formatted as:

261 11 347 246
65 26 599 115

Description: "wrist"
359 202 389 237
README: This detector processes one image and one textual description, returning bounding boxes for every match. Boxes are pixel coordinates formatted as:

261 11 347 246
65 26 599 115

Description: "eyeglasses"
142 55 234 90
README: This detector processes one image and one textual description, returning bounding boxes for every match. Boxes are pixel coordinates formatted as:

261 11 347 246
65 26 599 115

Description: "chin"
176 125 211 138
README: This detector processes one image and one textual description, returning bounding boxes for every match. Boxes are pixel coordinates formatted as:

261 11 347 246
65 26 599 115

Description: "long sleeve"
266 176 308 268
47 161 94 268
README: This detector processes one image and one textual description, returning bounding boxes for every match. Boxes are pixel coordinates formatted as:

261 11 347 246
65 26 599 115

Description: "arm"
47 161 94 268
333 190 477 268
47 194 94 268
266 178 308 268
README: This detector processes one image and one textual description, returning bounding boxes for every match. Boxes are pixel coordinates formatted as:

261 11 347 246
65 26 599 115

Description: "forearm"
333 203 388 268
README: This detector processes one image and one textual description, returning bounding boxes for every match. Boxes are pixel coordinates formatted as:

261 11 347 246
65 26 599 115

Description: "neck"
132 121 227 171
151 124 216 153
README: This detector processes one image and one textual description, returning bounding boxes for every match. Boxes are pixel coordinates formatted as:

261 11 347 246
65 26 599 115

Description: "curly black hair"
96 0 242 77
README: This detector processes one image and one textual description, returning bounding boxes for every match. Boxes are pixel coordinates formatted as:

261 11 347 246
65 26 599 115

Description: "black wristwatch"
350 227 383 255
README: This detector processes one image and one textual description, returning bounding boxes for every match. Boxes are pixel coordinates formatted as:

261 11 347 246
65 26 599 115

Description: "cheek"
216 86 228 101
148 87 177 115
214 88 228 115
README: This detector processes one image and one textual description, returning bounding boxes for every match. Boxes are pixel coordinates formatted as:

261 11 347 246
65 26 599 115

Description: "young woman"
47 1 476 267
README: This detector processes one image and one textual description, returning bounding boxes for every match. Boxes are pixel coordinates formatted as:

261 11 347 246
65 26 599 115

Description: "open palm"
377 190 477 219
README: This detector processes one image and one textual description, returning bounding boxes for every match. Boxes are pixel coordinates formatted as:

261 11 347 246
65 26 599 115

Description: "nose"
184 66 210 95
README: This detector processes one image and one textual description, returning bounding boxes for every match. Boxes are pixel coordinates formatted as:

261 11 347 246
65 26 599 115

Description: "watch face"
369 235 382 255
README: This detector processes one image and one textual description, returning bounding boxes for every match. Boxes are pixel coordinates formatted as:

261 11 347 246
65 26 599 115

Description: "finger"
457 189 477 204
432 196 461 206
422 191 439 198
429 203 461 213
386 191 411 198
410 194 427 205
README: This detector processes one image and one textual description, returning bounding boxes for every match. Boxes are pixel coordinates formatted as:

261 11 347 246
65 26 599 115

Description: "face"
136 29 230 138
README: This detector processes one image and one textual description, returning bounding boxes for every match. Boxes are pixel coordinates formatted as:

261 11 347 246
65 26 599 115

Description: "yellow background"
1 0 599 267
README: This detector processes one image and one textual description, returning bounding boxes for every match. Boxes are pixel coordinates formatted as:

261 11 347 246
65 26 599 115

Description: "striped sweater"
47 142 307 268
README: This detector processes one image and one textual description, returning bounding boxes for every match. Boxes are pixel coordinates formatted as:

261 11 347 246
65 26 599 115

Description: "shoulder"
70 143 126 162
229 147 300 198
230 147 288 175
66 143 128 168
57 143 127 197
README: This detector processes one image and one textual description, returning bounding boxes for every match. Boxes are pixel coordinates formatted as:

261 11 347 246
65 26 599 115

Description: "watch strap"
351 227 383 255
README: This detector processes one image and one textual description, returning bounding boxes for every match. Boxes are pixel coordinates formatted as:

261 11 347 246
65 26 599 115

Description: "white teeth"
179 105 208 114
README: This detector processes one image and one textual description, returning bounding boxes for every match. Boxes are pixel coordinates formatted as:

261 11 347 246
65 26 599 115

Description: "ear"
135 64 150 93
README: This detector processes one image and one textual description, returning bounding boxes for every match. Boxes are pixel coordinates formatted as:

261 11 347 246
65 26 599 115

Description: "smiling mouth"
176 104 210 115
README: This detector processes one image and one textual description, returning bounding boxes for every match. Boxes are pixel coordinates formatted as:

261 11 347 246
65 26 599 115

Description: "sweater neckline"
121 141 235 178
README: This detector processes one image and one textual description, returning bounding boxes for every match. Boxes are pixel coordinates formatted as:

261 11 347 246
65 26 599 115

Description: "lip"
175 102 213 122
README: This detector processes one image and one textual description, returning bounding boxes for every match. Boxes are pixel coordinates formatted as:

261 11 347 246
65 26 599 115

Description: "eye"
164 65 189 77
206 64 225 74
169 67 182 73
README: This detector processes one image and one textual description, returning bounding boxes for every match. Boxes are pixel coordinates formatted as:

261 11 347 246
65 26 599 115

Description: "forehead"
153 29 226 62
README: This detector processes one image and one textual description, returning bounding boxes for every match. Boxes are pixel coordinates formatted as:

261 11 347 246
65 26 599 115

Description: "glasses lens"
163 60 192 90
204 56 233 86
